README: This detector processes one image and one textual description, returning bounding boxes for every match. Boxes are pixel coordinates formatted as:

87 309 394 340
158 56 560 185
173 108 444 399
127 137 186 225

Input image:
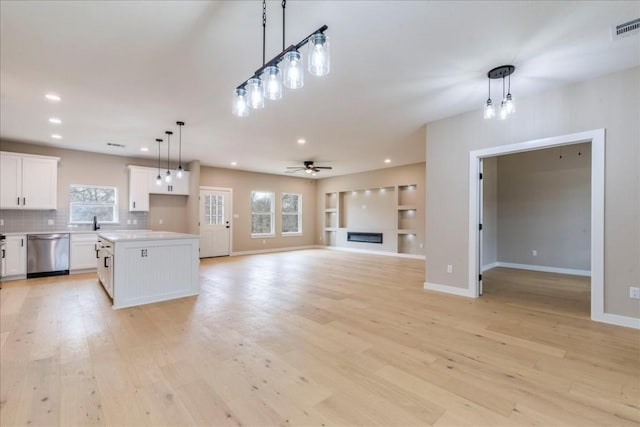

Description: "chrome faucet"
93 216 101 231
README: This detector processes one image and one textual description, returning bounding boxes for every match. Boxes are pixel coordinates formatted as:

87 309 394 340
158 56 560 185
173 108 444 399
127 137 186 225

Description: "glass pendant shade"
308 33 330 76
165 170 172 183
262 65 282 100
483 99 495 119
505 93 515 115
247 77 264 109
156 174 162 186
283 50 304 89
176 165 183 179
232 87 249 117
499 100 508 120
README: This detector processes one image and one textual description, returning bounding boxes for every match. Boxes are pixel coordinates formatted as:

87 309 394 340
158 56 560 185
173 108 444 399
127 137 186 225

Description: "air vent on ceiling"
613 18 640 39
107 142 125 148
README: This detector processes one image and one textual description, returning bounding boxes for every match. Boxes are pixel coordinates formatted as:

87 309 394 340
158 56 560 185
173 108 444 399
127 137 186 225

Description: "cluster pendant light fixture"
232 0 330 117
154 121 186 186
484 65 516 120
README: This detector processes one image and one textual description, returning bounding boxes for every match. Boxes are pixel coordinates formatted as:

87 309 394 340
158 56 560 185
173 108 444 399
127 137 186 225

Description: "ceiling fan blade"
286 166 304 169
314 166 333 169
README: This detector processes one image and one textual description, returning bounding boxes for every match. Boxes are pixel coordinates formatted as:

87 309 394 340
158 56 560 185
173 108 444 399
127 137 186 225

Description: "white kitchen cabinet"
2 235 26 277
148 168 190 195
70 233 99 271
128 166 150 211
0 152 59 210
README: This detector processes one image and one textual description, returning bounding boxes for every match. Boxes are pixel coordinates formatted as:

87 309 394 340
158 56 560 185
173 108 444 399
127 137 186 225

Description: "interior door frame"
199 186 233 256
468 129 606 323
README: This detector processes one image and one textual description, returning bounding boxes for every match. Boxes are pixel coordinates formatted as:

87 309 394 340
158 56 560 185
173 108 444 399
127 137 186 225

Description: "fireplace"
347 232 383 244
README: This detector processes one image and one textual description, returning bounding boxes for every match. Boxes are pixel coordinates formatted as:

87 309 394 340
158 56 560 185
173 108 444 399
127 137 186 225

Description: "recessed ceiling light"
231 161 237 166
297 138 306 144
45 93 61 102
140 147 149 152
48 117 62 124
384 159 391 163
51 134 62 139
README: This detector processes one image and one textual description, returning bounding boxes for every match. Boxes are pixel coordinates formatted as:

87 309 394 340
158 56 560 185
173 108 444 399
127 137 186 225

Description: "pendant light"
155 138 163 186
176 121 184 179
483 65 516 120
232 0 329 117
165 130 173 183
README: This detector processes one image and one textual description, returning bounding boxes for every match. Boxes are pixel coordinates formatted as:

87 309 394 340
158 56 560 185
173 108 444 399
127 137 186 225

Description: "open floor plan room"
1 250 638 426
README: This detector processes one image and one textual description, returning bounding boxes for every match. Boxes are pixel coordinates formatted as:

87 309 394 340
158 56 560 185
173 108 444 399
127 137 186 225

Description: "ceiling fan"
286 160 333 175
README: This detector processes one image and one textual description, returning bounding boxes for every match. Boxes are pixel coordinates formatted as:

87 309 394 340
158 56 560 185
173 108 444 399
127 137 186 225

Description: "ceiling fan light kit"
286 160 333 175
484 65 516 120
232 0 330 117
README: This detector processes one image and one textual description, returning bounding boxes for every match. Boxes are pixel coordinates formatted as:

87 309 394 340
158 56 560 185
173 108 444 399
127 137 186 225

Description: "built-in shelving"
323 183 421 255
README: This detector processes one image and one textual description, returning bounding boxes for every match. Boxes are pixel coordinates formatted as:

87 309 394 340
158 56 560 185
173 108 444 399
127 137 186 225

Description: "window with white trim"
251 191 274 236
69 185 118 223
282 193 302 234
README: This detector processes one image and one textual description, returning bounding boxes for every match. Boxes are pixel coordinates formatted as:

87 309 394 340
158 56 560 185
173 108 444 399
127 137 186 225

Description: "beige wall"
315 162 426 254
425 67 640 319
0 139 189 231
482 157 498 267
497 143 591 271
199 166 317 253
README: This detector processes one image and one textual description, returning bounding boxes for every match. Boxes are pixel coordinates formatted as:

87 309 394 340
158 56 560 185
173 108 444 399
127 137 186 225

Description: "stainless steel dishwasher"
27 233 70 278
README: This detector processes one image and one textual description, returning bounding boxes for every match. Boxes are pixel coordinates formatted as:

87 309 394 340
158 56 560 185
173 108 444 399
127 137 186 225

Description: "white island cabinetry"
97 231 199 309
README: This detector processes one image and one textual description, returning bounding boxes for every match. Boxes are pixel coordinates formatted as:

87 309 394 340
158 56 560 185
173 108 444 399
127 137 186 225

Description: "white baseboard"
592 312 640 329
231 245 318 257
491 262 591 277
482 262 499 272
324 246 426 260
423 282 476 298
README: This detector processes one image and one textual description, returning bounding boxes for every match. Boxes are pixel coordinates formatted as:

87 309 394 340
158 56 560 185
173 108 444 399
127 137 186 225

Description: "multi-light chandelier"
484 65 516 120
154 121 186 186
232 0 330 117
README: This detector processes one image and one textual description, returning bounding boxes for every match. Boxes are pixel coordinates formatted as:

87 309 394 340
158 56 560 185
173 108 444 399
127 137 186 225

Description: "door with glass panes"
199 188 231 257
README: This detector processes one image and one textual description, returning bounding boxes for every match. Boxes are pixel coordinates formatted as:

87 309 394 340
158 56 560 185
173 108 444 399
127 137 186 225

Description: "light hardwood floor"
1 249 638 426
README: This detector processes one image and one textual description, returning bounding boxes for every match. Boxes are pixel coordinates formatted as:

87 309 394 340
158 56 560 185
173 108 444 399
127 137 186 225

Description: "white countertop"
98 231 199 242
1 229 150 236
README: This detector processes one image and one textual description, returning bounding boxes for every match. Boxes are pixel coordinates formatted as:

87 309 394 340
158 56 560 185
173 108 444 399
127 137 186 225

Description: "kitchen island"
97 231 200 309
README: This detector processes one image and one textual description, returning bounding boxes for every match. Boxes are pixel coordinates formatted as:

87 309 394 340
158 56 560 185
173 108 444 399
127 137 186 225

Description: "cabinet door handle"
23 197 26 205
21 238 23 247
17 197 20 205
1 249 5 259
95 249 100 259
133 201 136 209
104 257 108 268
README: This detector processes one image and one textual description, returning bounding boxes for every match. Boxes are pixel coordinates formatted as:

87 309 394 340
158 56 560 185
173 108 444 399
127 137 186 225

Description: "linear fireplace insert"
347 232 383 244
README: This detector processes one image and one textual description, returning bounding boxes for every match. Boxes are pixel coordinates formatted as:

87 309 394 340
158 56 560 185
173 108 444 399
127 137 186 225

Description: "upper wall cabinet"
127 165 190 211
0 151 59 210
147 168 190 196
128 166 150 212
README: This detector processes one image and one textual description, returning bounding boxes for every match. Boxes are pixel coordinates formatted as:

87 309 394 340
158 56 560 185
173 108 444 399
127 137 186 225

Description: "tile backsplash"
0 209 148 233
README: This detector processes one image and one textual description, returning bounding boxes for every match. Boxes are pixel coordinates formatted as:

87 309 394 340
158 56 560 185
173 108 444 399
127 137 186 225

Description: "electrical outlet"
262 239 266 245
532 250 537 256
133 219 137 225
320 236 323 241
233 213 239 219
419 243 423 249
159 219 163 225
0 219 4 226
127 219 131 224
630 287 640 299
447 265 453 274
47 219 54 225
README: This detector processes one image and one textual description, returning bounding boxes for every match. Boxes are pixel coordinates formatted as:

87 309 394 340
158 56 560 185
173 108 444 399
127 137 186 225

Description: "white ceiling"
1 1 638 178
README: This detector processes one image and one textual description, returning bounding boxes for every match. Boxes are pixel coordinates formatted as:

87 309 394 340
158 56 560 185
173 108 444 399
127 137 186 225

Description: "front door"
199 188 231 258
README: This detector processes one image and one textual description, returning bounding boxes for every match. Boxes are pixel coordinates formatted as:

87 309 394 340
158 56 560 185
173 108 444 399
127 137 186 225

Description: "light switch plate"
47 219 54 225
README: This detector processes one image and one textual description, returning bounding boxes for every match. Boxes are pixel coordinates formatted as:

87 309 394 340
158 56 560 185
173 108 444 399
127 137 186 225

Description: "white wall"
482 157 498 268
497 143 591 271
425 67 640 319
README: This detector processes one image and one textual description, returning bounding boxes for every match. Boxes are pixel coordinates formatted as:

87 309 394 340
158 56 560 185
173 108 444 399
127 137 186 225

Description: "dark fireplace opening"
347 232 383 244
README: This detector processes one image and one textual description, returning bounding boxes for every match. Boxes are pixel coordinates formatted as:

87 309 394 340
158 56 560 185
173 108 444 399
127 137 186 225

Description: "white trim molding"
231 245 318 257
324 246 426 260
465 129 613 325
485 262 591 277
423 282 475 298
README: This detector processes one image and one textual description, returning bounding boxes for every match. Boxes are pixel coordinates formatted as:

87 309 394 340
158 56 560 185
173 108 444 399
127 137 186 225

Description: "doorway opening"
469 129 605 322
199 187 233 258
